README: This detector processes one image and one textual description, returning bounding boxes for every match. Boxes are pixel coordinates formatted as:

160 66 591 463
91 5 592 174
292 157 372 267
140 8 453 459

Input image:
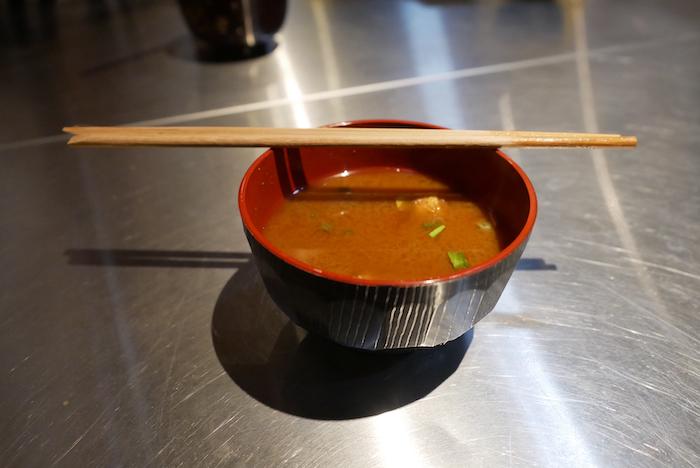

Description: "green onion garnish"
320 222 333 233
476 220 492 230
422 219 442 229
448 251 470 269
428 224 446 238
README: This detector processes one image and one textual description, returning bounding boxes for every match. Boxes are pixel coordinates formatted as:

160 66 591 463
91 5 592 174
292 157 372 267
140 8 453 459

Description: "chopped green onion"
448 251 470 269
476 220 493 230
320 222 333 233
422 219 442 229
428 224 446 238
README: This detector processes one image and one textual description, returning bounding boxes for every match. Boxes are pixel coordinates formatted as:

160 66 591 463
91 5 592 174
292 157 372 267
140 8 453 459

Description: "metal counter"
1 0 698 466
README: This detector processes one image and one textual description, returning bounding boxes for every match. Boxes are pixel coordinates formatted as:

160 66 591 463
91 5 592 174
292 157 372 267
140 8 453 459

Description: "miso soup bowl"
238 119 537 351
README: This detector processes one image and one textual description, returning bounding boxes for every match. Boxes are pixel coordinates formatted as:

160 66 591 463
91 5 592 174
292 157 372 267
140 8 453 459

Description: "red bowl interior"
239 119 537 286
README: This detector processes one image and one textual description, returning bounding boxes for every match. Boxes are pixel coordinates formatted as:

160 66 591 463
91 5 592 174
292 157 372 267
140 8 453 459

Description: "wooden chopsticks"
63 126 637 148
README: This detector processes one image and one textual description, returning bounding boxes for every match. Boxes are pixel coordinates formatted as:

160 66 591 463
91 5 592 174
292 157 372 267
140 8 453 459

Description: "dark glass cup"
177 0 286 60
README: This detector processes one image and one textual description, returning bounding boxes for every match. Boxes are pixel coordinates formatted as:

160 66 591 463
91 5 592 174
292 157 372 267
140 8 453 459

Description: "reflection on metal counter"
0 0 699 467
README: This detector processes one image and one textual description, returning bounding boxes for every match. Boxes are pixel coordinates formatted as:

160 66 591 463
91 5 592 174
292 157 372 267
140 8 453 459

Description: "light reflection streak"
568 2 688 343
490 274 596 465
265 84 286 129
486 5 686 465
503 327 598 467
310 0 345 120
399 2 463 127
497 93 522 164
241 0 256 48
571 3 636 254
76 158 154 458
372 410 429 468
274 39 311 128
493 282 522 316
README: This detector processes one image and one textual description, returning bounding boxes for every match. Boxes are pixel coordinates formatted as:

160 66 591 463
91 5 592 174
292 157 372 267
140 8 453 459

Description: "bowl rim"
238 119 538 287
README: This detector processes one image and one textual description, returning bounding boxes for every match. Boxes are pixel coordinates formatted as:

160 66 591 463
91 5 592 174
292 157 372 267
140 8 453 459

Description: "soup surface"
263 168 501 281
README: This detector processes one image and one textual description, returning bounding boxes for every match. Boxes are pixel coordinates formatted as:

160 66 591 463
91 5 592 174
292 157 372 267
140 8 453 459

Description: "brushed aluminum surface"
1 0 699 466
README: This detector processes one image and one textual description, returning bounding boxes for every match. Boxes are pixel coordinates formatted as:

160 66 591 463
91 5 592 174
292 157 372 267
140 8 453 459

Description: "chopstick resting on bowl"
63 126 637 149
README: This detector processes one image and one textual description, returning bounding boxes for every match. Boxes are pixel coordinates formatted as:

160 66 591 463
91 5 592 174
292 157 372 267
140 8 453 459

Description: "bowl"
238 119 537 351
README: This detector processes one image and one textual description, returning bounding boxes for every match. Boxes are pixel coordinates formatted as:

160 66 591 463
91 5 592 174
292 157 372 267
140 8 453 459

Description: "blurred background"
3 0 697 140
1 1 699 467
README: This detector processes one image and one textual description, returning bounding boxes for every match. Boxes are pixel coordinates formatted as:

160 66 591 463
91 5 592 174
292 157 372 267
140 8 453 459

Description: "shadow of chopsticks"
64 249 556 271
64 249 251 269
515 258 557 271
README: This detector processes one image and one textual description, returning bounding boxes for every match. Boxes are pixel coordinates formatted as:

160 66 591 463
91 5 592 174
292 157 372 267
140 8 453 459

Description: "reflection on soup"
263 168 502 281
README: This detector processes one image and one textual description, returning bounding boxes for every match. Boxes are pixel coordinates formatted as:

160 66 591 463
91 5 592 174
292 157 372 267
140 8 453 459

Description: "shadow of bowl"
211 259 473 420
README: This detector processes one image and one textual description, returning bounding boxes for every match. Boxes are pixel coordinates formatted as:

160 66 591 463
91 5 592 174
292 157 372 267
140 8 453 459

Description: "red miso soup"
263 167 502 281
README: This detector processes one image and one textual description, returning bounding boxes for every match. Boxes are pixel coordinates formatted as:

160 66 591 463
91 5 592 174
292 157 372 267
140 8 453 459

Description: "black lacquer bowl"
238 120 537 351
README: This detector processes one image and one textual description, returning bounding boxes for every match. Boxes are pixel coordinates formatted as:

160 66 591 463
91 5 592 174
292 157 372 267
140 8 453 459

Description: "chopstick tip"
624 135 638 147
